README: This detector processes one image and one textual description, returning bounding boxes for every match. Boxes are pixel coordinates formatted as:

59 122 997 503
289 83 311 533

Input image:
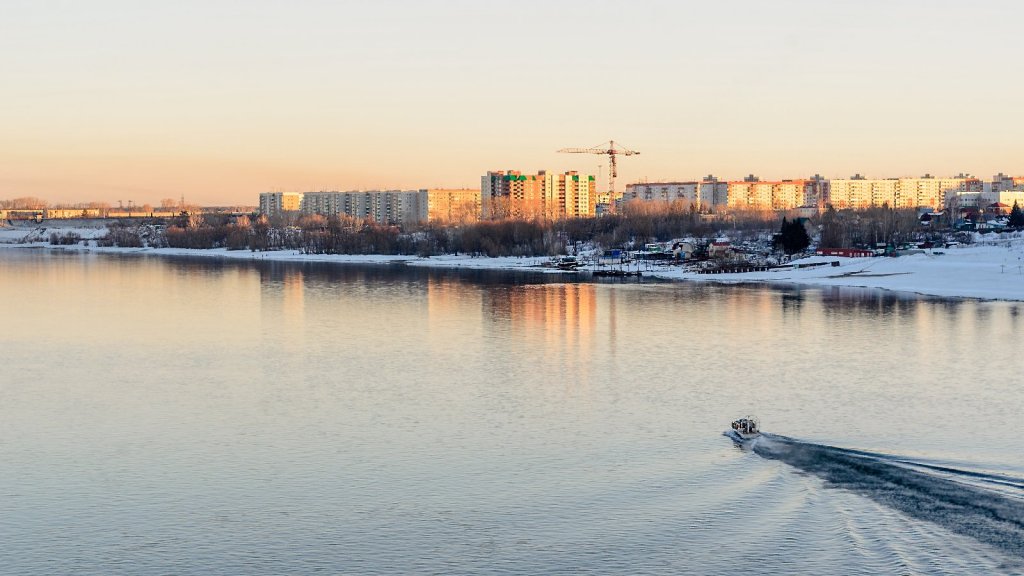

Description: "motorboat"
730 416 760 440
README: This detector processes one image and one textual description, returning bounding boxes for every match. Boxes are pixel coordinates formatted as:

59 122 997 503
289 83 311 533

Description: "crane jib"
556 140 640 195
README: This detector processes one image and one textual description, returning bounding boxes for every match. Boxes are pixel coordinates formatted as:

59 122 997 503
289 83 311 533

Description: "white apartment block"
426 189 481 224
622 177 729 210
700 179 730 208
993 190 1024 209
623 176 821 212
299 190 428 224
828 176 982 210
259 192 304 217
727 181 772 210
726 179 818 211
623 182 701 207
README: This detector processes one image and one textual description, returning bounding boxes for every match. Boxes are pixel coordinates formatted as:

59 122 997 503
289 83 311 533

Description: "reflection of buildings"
482 283 598 368
817 285 922 318
426 276 482 332
258 261 305 319
280 267 304 318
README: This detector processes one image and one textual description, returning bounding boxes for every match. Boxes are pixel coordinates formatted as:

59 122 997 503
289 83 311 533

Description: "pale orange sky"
2 0 1021 206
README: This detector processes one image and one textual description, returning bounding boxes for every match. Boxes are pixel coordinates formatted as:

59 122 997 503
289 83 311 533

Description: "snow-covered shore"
646 241 1024 301
2 222 1023 301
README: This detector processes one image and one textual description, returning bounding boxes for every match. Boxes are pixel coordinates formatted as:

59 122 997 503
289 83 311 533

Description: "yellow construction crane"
557 140 640 197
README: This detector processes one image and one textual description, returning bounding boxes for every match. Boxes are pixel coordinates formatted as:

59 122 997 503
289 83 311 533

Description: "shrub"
49 231 81 245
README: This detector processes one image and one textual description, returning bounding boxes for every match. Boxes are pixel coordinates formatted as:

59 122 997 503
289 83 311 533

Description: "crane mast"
557 140 640 199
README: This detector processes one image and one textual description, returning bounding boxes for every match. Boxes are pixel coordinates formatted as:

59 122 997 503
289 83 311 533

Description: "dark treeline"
87 203 985 254
97 204 741 256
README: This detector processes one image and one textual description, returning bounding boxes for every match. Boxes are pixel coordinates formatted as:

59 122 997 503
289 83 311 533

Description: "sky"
1 0 1021 206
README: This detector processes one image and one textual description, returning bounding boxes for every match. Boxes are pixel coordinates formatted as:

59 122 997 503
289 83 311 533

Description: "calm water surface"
2 249 1023 574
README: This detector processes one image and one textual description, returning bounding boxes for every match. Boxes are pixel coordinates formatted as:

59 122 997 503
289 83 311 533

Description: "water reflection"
4 250 1024 453
816 285 935 318
3 249 1024 575
481 283 600 383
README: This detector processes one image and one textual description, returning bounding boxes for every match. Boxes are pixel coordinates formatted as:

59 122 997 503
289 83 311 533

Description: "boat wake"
750 434 1024 558
723 429 758 447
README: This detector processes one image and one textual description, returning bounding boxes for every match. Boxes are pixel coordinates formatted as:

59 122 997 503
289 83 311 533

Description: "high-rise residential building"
481 170 596 220
726 177 818 211
951 173 1024 212
904 175 982 209
621 176 727 211
807 174 829 210
623 182 701 208
544 171 597 219
827 175 981 210
482 171 544 219
623 174 820 212
993 190 1024 210
426 188 481 224
992 173 1024 193
700 175 730 209
299 190 428 224
727 179 771 210
989 174 1024 211
259 192 304 217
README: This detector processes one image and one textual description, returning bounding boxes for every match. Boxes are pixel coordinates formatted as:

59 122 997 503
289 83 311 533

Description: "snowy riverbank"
2 222 1023 301
647 240 1024 301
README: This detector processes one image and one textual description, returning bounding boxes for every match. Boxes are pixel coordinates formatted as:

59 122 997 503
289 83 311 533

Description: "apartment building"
989 173 1024 209
622 182 700 207
700 176 730 209
827 175 982 210
482 170 596 220
992 173 1024 194
992 190 1024 210
299 190 428 224
545 172 597 219
426 188 481 224
726 177 818 211
621 176 730 211
259 192 304 217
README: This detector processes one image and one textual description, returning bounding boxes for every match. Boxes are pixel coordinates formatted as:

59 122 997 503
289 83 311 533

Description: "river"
2 248 1023 574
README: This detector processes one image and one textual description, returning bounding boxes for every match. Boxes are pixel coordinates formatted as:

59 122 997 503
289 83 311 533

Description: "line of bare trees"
87 202 955 255
1 197 50 209
818 205 927 248
90 205 721 256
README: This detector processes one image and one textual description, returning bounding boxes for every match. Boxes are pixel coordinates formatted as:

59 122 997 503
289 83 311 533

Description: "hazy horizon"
3 0 1022 206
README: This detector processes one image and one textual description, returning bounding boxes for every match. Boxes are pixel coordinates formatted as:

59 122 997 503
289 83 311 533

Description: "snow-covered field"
646 242 1024 301
2 221 1023 301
